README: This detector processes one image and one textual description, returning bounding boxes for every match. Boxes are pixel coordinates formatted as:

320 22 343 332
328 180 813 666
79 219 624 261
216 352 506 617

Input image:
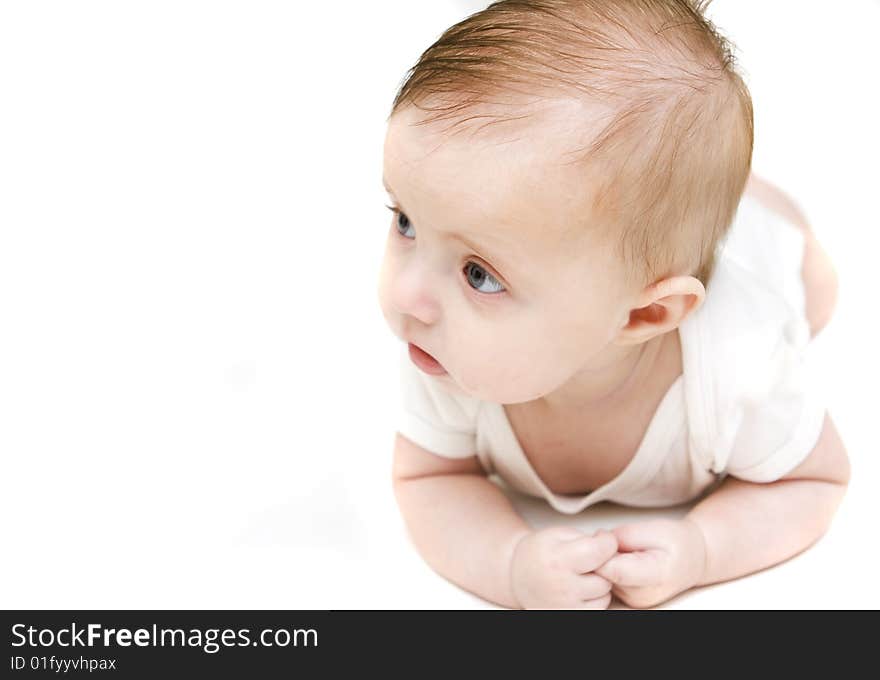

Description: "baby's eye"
463 261 504 294
388 206 415 239
385 204 506 296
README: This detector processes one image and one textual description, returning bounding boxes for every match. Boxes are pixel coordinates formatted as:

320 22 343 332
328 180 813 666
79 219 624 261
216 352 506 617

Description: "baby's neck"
534 330 677 416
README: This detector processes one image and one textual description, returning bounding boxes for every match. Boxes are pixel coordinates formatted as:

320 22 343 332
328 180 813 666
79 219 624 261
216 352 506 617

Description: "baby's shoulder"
695 233 807 358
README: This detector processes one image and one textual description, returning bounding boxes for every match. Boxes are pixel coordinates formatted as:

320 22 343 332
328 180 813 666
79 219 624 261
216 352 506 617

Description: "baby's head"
378 0 753 405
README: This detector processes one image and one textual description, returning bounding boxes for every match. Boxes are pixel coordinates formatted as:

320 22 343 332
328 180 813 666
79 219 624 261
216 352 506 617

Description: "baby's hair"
388 0 753 292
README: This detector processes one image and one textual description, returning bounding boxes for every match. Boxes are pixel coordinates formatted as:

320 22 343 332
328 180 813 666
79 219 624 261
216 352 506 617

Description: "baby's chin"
434 371 546 405
432 372 470 398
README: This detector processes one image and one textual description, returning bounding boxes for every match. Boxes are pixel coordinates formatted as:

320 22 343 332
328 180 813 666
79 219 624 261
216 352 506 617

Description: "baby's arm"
591 412 850 609
391 432 531 608
687 412 850 587
391 433 616 609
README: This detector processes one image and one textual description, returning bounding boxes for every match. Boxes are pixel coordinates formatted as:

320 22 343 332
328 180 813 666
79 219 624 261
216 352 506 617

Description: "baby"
377 0 850 609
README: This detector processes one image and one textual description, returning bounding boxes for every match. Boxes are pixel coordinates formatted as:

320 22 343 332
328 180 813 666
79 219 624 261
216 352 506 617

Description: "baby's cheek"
449 359 510 402
469 353 555 404
508 357 561 398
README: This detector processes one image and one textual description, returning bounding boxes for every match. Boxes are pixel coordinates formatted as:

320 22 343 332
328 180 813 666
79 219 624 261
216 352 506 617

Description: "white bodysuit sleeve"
396 343 479 458
712 323 827 483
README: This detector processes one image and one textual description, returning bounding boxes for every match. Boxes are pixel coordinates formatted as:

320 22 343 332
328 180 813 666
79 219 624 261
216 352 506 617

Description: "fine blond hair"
387 0 754 291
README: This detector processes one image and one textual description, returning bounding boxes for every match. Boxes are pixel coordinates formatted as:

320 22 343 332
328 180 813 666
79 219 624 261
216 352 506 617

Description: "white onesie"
395 194 827 514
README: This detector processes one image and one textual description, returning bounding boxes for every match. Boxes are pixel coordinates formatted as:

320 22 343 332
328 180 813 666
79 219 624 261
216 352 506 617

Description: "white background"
1 0 877 609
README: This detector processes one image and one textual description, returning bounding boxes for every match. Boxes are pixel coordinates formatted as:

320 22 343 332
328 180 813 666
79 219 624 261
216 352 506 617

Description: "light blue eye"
463 261 504 294
394 209 415 239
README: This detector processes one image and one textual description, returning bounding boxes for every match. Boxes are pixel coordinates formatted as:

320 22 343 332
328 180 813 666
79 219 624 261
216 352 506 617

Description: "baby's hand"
593 518 707 609
509 527 618 609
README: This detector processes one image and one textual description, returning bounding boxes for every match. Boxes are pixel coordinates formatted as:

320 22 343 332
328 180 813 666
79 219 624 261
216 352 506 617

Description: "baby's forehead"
386 98 599 181
384 102 604 262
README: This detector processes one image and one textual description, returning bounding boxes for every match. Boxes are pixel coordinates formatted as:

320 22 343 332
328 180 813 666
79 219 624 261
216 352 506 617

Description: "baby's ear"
615 276 705 345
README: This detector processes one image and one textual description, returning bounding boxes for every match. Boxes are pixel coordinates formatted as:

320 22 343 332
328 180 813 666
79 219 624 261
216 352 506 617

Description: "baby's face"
378 105 635 404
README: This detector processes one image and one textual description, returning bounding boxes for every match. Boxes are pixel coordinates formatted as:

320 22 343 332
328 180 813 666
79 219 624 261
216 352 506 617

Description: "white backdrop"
1 0 877 609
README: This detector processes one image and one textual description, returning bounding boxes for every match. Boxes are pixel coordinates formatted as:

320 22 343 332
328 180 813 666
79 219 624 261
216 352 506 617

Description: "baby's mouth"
407 343 448 376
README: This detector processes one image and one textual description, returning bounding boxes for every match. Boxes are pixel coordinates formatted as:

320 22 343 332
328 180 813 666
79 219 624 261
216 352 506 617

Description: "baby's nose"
390 261 442 326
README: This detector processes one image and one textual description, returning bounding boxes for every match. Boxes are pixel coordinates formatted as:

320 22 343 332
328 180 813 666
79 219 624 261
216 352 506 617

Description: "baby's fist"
509 527 618 609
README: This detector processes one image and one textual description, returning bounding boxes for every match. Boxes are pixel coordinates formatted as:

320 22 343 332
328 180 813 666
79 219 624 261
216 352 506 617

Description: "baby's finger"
596 550 663 587
572 593 612 610
562 530 618 574
576 573 613 601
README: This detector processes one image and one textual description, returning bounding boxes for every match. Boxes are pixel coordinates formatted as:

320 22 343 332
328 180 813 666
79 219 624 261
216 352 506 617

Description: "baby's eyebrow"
382 177 525 283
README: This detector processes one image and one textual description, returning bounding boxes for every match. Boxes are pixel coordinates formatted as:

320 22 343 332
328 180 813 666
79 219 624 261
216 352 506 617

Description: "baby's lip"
408 342 448 376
